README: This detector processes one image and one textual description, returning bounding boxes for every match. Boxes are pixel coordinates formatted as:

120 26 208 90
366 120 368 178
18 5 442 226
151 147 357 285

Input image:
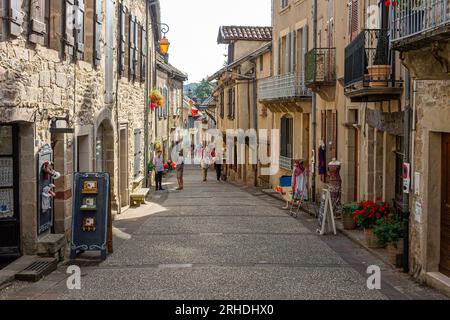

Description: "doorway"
440 133 450 277
120 128 129 207
0 125 20 257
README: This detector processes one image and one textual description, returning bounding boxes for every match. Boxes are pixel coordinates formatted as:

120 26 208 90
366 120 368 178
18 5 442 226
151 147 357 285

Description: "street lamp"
159 23 170 55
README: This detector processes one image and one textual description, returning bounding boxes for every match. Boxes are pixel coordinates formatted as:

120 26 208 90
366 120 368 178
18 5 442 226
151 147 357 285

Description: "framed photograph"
82 217 96 232
80 197 97 211
82 181 98 194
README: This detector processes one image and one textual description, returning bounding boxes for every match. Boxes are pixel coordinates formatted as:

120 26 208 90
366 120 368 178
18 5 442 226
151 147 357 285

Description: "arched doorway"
95 118 116 209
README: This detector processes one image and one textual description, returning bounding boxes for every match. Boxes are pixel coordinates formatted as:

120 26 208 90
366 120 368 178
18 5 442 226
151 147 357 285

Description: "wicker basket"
342 214 356 230
364 228 382 248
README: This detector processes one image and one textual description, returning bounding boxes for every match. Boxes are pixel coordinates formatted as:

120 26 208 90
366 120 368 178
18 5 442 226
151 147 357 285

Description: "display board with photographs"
71 173 110 260
0 158 13 188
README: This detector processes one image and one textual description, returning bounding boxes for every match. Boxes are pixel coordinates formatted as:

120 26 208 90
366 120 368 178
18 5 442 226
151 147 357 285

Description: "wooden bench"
130 188 150 207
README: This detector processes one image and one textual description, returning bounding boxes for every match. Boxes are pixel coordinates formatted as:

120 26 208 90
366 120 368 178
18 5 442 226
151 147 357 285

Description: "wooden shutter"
350 0 359 40
321 110 326 141
286 33 290 74
118 2 126 75
278 37 281 74
104 0 114 103
291 31 296 73
133 18 138 80
232 87 236 119
128 13 135 78
75 0 85 60
332 110 338 158
29 0 46 44
140 26 146 82
134 129 142 178
65 0 75 56
227 88 232 118
94 0 102 66
301 25 308 74
8 0 23 37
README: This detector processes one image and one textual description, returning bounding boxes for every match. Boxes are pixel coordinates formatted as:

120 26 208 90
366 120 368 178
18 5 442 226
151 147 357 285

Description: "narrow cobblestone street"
0 167 446 300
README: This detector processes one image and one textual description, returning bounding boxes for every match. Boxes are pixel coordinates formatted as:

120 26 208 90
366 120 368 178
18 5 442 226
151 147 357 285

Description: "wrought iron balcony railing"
258 72 312 101
344 29 394 87
305 48 336 86
391 0 450 44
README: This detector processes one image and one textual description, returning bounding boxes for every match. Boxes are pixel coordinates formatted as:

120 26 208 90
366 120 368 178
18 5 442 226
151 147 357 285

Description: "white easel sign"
317 189 337 235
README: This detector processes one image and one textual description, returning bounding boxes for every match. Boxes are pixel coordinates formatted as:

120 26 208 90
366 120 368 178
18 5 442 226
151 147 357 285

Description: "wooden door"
441 133 450 277
0 125 20 256
354 128 359 201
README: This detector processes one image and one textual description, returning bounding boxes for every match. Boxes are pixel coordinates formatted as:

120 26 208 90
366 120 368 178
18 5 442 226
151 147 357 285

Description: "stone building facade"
209 26 272 186
154 53 187 163
0 0 160 257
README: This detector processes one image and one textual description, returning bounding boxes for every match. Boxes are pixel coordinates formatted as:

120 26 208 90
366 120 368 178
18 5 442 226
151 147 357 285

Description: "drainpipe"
144 0 150 187
312 0 318 202
402 74 412 274
251 62 258 187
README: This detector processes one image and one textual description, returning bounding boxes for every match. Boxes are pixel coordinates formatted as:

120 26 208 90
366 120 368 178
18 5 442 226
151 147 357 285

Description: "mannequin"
328 158 342 209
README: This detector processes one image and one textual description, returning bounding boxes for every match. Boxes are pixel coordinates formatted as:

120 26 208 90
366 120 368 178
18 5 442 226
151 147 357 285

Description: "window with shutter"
29 0 46 45
350 0 359 40
134 129 142 179
8 0 23 37
133 18 138 80
128 13 136 79
301 25 308 74
118 2 126 76
140 26 146 82
286 33 290 74
75 0 85 60
104 0 114 103
277 37 281 74
220 90 224 118
227 88 232 118
232 87 236 119
65 0 75 56
94 0 102 66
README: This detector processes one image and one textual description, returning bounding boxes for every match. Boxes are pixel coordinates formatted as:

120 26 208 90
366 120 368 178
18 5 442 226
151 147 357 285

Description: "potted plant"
147 162 154 188
368 30 390 87
151 89 164 108
342 202 359 230
353 197 392 248
374 213 404 265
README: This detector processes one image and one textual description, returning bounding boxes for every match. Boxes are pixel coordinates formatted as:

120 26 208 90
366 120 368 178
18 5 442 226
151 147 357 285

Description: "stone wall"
410 80 450 279
0 0 155 254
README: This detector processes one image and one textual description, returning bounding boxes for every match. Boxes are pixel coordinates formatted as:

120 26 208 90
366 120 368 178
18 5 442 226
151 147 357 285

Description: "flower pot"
387 239 404 266
364 228 382 248
342 214 356 230
367 65 390 87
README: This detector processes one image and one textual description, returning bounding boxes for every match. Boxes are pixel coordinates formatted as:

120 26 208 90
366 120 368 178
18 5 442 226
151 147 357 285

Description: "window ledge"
132 175 145 185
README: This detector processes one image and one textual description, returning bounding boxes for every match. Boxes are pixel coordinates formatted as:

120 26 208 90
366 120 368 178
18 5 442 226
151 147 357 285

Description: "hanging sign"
317 189 337 235
71 172 111 260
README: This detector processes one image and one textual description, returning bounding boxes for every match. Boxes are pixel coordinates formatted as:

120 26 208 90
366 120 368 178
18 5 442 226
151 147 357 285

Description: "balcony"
391 0 450 48
305 48 336 101
258 72 312 113
344 29 403 102
390 0 450 79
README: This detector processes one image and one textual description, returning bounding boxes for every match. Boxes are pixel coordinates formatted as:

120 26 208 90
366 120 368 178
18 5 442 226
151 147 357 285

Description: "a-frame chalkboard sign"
317 189 337 235
71 173 110 260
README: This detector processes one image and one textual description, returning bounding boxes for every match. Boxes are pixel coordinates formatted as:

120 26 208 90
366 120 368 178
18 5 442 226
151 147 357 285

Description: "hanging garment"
318 146 326 176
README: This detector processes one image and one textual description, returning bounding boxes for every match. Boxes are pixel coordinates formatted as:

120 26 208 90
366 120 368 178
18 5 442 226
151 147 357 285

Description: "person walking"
200 145 211 182
153 150 164 191
213 148 222 181
176 151 185 190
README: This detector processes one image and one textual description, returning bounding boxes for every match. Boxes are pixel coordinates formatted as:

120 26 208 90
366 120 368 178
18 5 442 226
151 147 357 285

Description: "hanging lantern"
159 36 170 55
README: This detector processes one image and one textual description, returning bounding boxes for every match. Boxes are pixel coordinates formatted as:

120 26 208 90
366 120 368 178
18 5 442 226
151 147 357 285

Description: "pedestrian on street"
201 145 211 182
153 150 164 191
176 151 185 190
213 148 222 181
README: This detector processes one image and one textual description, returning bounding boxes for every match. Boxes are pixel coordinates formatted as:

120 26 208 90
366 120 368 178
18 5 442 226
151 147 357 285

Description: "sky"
159 0 272 84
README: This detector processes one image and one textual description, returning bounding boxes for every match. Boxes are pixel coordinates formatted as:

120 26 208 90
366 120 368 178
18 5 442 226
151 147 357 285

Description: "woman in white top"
176 151 185 190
